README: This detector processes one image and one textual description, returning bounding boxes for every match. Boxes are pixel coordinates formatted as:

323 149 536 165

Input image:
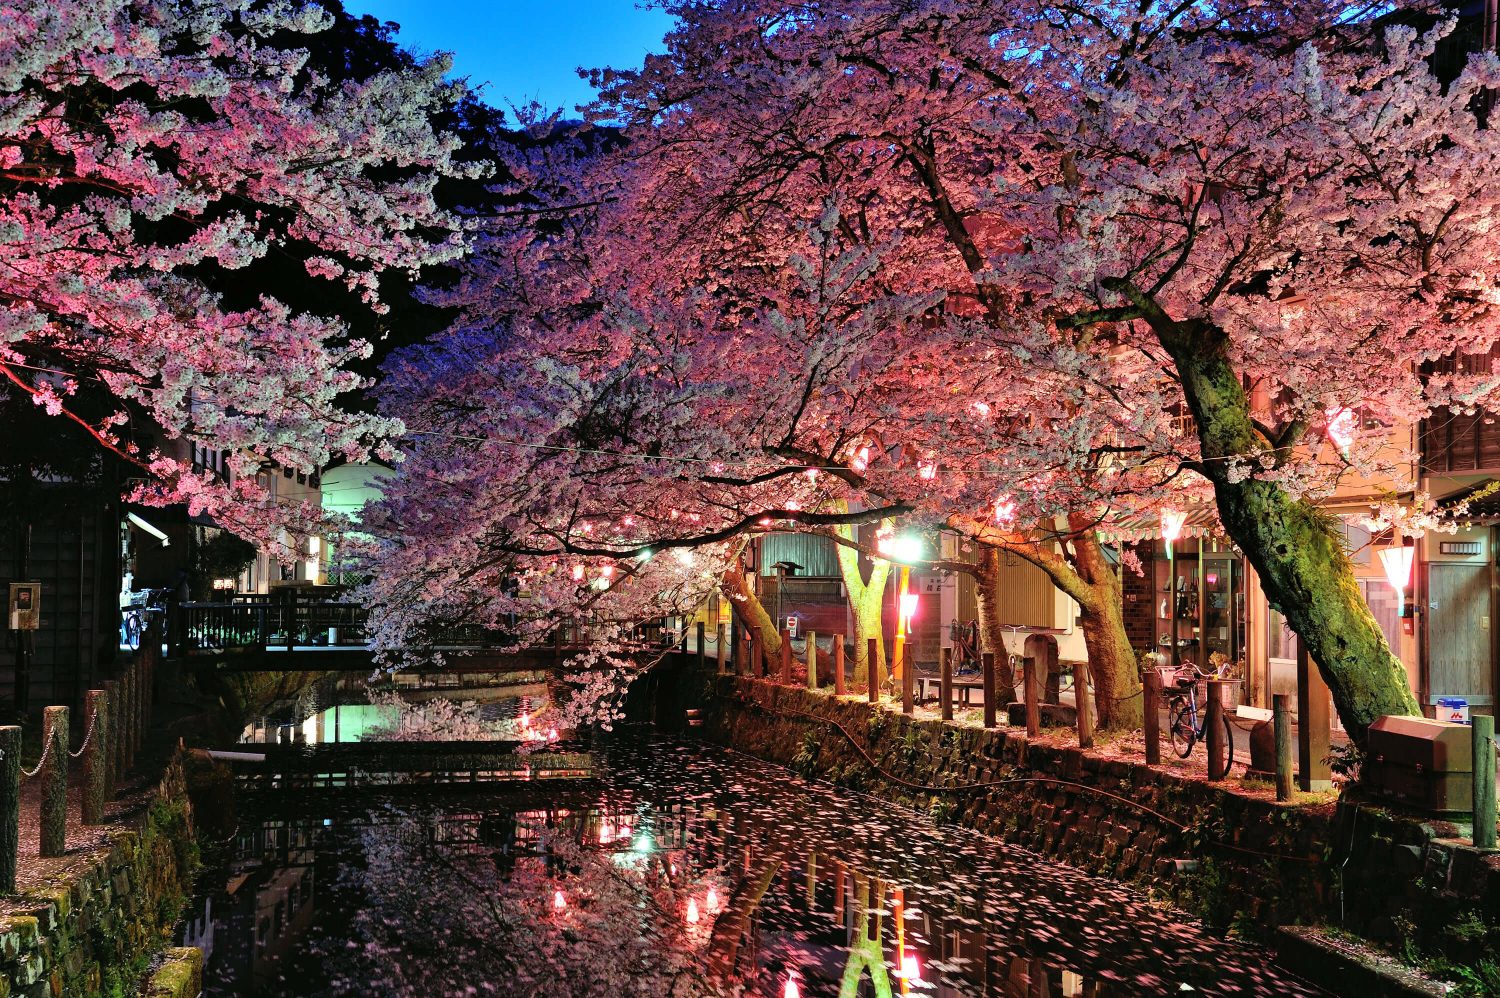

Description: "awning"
1097 506 1220 543
126 512 170 548
1437 479 1500 523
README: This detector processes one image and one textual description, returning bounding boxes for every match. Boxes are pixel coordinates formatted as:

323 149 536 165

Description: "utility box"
1363 715 1474 814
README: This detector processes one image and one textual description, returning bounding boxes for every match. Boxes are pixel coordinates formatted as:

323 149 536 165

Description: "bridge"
174 593 696 675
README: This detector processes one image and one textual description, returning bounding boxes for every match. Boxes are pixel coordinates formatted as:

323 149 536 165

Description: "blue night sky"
349 1 675 114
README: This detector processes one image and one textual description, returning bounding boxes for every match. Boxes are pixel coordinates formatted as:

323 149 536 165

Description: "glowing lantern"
783 974 801 998
876 528 895 557
599 820 615 845
917 459 937 481
850 446 871 473
686 898 701 924
553 890 567 912
705 886 720 913
600 564 615 579
993 494 1017 525
1326 406 1357 451
899 591 919 625
804 467 819 481
1379 544 1415 616
571 564 585 582
897 953 921 982
1160 508 1187 558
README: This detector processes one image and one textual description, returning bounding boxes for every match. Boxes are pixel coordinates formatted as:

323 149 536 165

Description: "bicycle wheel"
1166 696 1196 758
122 612 141 650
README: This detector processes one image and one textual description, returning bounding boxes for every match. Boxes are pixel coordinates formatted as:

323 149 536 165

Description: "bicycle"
120 589 168 651
1164 664 1235 770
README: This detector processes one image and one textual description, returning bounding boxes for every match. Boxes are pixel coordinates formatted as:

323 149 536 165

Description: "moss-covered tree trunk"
834 513 891 686
1129 288 1422 743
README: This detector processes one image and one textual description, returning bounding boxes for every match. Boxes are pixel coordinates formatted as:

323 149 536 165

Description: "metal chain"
20 728 56 781
68 704 100 760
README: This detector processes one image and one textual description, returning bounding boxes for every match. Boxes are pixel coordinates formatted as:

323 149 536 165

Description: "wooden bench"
915 674 985 708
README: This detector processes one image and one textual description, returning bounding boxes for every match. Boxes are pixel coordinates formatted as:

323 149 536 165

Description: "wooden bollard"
715 623 727 675
940 648 953 722
834 636 846 696
779 629 792 685
982 652 998 729
867 638 880 703
1273 693 1293 802
806 630 818 690
1206 679 1227 781
0 726 18 893
1024 656 1040 738
102 680 119 795
1143 670 1162 765
1074 662 1094 749
40 706 68 858
1474 714 1496 850
696 621 706 672
902 648 915 716
82 690 107 825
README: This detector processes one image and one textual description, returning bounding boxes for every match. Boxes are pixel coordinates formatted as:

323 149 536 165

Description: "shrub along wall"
700 675 1500 952
0 751 199 998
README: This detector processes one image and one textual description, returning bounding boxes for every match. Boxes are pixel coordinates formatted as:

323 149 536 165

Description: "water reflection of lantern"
783 973 801 998
705 886 720 913
897 952 921 982
553 890 567 912
686 898 700 924
599 820 615 845
1379 543 1415 616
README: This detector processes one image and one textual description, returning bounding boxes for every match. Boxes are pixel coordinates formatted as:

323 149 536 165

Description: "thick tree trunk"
834 513 891 686
1150 307 1421 743
1066 519 1144 730
973 546 1017 697
720 567 781 660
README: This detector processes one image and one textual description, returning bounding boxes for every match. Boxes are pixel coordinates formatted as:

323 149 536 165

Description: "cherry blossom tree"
0 0 478 548
573 0 1500 741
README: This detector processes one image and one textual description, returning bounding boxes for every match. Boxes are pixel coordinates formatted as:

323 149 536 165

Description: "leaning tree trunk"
834 514 891 686
951 516 1142 731
973 546 1017 698
720 567 782 660
1145 301 1420 743
1066 518 1143 730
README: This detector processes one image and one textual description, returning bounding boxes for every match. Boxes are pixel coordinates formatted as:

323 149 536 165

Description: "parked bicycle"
1164 663 1235 770
120 588 169 650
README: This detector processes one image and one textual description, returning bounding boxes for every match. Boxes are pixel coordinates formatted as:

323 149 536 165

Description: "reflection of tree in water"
307 807 740 997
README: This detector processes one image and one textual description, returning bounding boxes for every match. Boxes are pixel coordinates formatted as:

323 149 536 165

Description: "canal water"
180 732 1326 997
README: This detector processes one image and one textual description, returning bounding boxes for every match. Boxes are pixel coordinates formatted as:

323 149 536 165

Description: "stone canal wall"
0 752 199 997
701 676 1500 983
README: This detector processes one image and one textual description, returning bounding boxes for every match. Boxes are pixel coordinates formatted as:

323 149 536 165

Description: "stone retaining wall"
703 675 1500 979
0 752 200 997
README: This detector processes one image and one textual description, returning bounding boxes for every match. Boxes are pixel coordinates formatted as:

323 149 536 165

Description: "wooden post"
806 630 818 690
982 652 998 729
940 648 953 722
1206 680 1226 781
120 665 134 771
1296 646 1332 791
696 621 706 672
82 690 107 826
133 658 144 757
715 623 727 675
1024 656 1040 738
1074 662 1094 749
834 636 846 696
102 680 119 795
0 726 18 893
779 628 792 685
1273 693 1293 802
1474 714 1496 850
867 638 880 704
1144 669 1162 765
902 647 915 715
752 635 764 678
40 706 67 858
285 586 297 651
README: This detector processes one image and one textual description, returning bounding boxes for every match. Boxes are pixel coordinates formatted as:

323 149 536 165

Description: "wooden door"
1428 562 1494 707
